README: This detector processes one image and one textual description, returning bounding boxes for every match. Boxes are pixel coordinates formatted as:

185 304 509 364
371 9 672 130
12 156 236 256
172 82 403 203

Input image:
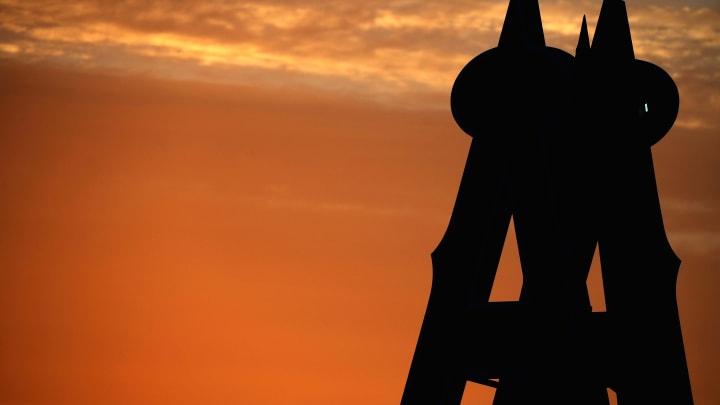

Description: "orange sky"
0 1 718 404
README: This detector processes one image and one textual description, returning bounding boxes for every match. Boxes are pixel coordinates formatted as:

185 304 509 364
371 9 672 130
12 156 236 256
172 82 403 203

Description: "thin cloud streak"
670 231 720 255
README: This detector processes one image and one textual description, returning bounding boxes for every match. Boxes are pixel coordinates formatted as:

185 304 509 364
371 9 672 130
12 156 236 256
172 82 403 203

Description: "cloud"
669 231 720 255
0 1 563 95
264 195 419 218
664 198 717 214
0 0 717 118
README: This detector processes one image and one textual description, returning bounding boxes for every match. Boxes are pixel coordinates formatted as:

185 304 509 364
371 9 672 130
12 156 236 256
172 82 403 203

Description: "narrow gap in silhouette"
460 380 496 405
607 388 618 405
489 216 523 302
586 243 606 312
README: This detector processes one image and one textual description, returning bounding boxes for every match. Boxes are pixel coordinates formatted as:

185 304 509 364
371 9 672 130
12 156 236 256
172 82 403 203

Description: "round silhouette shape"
630 60 679 146
450 47 574 139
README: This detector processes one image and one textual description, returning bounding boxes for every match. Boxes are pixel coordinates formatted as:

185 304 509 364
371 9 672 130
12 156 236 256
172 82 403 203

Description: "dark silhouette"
400 0 693 404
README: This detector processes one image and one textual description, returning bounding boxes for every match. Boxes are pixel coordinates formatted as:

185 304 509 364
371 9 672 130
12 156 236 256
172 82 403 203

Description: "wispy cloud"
254 186 420 218
0 1 503 98
664 198 717 214
669 230 720 255
0 0 717 119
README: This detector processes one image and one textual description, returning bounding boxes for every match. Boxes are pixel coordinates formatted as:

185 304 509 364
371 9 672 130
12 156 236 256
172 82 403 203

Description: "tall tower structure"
399 0 694 404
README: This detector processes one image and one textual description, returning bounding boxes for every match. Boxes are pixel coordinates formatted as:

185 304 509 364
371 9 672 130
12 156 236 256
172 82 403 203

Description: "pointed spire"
498 0 546 51
576 15 590 58
591 0 635 60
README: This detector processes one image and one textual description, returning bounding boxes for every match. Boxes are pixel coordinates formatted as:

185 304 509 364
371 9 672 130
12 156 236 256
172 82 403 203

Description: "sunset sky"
0 0 718 404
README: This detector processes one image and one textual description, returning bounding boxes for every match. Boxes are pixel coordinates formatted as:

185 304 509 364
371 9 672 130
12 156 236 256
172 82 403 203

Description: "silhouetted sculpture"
400 0 694 404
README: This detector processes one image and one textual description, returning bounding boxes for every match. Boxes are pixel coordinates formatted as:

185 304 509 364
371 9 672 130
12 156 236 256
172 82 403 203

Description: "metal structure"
400 0 694 403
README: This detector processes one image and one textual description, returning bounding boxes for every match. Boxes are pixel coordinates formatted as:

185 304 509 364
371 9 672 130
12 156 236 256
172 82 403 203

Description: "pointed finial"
498 0 546 50
576 15 590 58
592 0 635 60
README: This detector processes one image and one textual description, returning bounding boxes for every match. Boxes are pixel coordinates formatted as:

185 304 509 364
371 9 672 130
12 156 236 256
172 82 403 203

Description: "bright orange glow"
0 1 718 405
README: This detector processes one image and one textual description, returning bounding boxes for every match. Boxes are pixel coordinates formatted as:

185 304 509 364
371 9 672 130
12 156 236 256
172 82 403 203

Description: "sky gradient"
0 0 718 404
